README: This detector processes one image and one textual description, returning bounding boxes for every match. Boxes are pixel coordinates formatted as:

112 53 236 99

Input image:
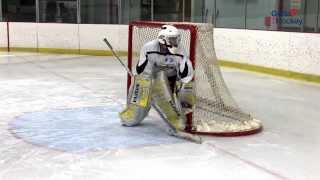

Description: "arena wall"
79 24 128 52
37 23 79 50
214 28 320 76
9 22 38 50
0 22 7 49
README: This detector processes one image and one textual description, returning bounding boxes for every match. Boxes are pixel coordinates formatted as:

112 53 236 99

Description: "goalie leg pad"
119 104 151 126
119 74 152 126
152 71 186 131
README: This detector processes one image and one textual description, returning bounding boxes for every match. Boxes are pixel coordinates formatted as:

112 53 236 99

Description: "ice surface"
0 52 319 180
9 106 184 153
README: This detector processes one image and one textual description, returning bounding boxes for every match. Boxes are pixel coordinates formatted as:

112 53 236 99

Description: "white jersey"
136 40 193 83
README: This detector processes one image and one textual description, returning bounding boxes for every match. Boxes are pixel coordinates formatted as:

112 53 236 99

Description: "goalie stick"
103 38 133 77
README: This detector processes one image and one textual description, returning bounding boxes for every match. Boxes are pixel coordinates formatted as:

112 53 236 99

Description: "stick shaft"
103 38 133 77
173 131 202 144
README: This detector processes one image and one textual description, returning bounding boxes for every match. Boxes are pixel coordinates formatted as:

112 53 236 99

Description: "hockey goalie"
119 25 196 140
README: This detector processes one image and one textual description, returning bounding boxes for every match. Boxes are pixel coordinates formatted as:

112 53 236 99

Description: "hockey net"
127 21 262 136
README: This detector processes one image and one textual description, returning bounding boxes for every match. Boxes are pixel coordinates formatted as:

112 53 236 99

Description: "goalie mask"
158 25 181 54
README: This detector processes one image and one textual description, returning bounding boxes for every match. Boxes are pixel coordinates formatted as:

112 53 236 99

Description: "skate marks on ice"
9 105 186 153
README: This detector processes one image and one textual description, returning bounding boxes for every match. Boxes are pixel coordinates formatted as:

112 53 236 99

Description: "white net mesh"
129 21 262 136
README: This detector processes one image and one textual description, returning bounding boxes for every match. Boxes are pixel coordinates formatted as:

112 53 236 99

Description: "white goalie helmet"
158 25 181 54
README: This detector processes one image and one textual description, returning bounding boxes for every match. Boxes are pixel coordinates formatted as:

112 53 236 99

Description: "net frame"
127 21 262 136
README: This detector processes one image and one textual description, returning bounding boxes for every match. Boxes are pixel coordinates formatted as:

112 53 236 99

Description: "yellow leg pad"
119 104 150 126
154 98 183 130
152 71 185 130
119 105 138 123
129 75 152 108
